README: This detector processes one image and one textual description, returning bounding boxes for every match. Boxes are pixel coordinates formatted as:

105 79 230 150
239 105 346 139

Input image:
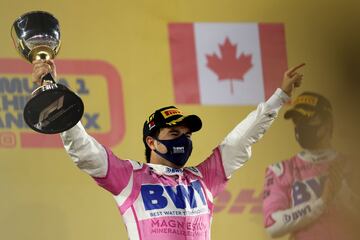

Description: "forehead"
293 114 322 125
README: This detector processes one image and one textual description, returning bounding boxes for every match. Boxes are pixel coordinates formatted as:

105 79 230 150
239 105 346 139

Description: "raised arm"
31 60 109 177
60 122 108 177
221 63 305 178
31 60 133 195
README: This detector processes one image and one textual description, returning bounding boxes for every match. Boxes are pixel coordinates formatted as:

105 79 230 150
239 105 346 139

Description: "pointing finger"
286 63 306 77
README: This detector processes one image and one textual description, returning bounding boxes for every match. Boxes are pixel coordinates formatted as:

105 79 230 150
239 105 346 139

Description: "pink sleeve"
197 147 228 197
93 148 133 195
262 165 291 228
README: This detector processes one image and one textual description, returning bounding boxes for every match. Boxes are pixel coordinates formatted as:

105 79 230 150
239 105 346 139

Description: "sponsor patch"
161 108 182 119
294 95 318 106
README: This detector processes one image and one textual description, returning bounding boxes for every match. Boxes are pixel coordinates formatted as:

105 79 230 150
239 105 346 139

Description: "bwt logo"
0 59 125 148
140 182 264 215
292 176 326 206
141 180 206 210
283 205 312 224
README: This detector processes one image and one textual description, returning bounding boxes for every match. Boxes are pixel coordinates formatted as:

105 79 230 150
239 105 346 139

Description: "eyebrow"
168 128 192 135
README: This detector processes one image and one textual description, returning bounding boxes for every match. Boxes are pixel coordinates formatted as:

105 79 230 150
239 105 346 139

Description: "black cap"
143 106 202 140
284 92 332 120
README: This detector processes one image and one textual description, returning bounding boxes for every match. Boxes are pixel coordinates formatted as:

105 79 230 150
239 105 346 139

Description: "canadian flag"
168 23 288 105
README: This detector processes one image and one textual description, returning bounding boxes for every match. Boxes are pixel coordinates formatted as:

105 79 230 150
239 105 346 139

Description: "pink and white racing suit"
263 150 358 240
61 88 289 240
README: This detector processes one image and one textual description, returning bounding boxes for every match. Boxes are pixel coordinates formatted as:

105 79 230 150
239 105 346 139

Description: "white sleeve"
266 199 326 238
60 121 108 178
220 88 290 178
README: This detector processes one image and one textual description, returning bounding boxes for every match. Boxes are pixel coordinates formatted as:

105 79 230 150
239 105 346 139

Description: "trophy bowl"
11 11 84 134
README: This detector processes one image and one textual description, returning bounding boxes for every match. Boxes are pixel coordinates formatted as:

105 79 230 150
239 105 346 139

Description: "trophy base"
24 83 84 134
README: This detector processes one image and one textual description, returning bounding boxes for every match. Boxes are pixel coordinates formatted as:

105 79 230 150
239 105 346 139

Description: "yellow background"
0 0 359 239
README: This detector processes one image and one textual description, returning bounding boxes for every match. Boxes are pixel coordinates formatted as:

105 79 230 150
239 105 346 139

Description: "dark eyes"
171 132 191 138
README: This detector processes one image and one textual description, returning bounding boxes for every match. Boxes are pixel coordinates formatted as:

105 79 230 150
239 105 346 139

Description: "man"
32 60 304 240
262 92 359 240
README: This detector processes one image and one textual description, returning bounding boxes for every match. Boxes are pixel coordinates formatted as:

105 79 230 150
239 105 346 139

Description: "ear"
145 136 156 150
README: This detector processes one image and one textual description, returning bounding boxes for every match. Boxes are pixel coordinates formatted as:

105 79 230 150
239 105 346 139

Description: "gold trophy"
11 11 84 134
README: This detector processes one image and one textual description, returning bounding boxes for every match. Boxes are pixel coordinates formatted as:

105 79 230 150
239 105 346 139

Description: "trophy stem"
31 46 54 62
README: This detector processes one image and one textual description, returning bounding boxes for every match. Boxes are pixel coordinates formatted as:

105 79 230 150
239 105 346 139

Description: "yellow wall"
0 0 359 239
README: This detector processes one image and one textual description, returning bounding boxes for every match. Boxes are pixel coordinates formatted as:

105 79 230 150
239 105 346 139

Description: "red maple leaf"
206 37 253 94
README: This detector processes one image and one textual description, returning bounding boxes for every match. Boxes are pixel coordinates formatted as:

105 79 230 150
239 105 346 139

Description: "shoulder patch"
184 167 203 178
268 162 284 177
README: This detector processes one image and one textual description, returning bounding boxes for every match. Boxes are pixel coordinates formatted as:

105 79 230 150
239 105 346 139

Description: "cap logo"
167 116 186 126
148 120 156 131
161 108 182 119
296 108 315 118
147 113 155 122
294 95 318 106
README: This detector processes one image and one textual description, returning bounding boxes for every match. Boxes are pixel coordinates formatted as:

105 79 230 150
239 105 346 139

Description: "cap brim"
177 115 202 132
284 107 315 120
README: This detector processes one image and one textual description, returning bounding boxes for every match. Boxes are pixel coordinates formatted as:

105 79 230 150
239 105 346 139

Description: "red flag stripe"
168 23 200 104
258 24 288 100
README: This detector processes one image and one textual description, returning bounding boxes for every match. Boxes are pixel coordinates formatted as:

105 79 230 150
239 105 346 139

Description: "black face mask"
154 134 193 167
295 123 325 150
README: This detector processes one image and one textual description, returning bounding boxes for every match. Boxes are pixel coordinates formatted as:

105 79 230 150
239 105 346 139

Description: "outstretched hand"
281 63 305 97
